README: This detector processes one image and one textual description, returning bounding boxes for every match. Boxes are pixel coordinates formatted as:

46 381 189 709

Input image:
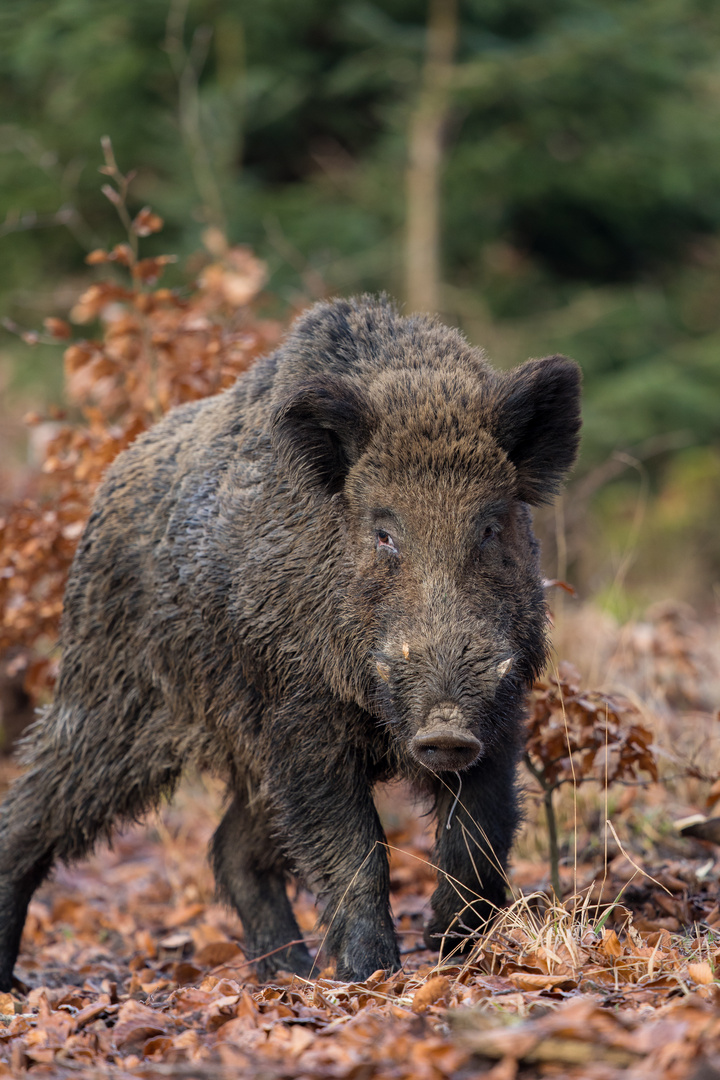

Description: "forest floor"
1 602 720 1079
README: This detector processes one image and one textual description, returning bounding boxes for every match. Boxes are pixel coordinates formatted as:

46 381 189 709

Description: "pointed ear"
271 377 375 494
492 355 582 504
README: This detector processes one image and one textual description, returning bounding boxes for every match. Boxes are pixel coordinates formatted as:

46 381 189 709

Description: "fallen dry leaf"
687 961 715 985
412 975 450 1012
507 971 578 992
194 940 243 967
601 929 623 959
112 999 171 1049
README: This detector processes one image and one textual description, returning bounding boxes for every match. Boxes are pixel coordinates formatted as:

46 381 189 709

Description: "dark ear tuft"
493 355 582 504
272 377 375 494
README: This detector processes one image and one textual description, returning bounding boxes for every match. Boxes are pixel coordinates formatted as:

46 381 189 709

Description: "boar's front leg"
267 735 400 982
424 751 520 956
211 788 314 980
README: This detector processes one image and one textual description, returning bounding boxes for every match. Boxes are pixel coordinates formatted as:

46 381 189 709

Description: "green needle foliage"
1 0 720 602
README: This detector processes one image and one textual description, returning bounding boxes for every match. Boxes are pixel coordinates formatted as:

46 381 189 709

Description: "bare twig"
163 0 226 231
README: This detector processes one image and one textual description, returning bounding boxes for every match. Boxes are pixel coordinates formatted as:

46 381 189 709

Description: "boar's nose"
410 730 482 772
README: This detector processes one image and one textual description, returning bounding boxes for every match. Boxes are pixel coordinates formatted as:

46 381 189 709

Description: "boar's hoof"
410 730 482 772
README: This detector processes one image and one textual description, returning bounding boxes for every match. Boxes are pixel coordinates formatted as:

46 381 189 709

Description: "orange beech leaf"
109 243 133 266
194 941 243 967
509 971 578 992
43 317 72 339
601 930 623 959
142 1034 174 1058
134 255 178 284
411 975 450 1012
112 1000 170 1049
687 961 715 985
63 343 95 374
132 207 164 236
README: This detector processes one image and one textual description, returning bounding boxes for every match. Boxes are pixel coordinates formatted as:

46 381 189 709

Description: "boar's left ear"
492 355 582 505
272 377 375 495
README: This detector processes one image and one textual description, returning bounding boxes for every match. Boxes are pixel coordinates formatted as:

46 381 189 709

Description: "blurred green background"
1 0 719 611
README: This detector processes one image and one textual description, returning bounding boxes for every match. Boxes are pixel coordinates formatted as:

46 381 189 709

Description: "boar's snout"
411 730 482 772
410 705 482 772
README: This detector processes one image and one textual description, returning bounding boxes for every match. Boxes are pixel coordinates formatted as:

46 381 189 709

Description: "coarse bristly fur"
0 296 581 989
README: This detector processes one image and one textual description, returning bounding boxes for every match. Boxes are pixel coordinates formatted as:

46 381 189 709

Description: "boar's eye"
375 529 398 554
479 522 499 547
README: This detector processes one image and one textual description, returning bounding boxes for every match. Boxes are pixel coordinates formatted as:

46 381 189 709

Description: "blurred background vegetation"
1 0 719 613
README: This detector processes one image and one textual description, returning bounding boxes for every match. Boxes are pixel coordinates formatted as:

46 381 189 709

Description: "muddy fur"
0 297 581 988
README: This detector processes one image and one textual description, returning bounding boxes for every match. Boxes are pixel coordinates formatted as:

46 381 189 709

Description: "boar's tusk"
402 641 410 659
497 657 513 678
376 660 391 682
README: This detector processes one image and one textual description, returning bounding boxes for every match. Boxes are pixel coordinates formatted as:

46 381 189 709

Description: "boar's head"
272 308 581 776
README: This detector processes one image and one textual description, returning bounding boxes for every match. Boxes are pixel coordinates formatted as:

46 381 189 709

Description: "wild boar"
0 297 581 989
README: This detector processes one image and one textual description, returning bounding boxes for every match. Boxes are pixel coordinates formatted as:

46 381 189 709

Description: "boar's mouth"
410 729 483 772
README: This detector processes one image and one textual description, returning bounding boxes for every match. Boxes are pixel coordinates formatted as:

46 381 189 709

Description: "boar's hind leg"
424 753 520 956
0 700 183 991
0 801 53 992
211 789 314 980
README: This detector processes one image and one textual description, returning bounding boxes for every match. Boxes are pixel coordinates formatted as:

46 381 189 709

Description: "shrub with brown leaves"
525 661 659 895
0 142 285 701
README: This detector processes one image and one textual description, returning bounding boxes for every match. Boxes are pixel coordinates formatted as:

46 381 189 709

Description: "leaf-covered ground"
1 605 720 1079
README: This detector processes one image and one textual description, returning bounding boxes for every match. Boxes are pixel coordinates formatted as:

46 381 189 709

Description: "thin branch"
163 0 226 231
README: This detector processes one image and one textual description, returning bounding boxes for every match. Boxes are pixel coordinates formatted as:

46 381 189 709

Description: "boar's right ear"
493 355 582 505
271 377 375 495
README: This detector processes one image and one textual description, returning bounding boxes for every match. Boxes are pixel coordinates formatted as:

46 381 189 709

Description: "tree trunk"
404 0 458 315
